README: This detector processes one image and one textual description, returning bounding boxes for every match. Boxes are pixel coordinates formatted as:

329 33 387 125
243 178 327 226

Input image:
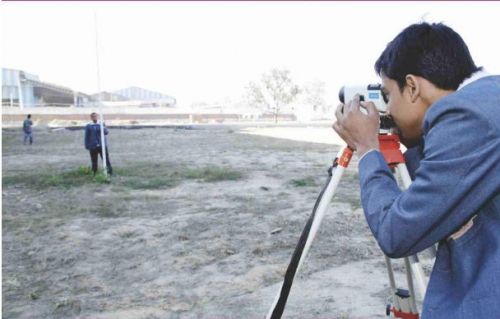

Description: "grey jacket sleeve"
84 125 90 150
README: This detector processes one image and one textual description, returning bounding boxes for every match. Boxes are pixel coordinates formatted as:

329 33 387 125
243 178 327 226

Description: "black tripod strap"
269 165 336 319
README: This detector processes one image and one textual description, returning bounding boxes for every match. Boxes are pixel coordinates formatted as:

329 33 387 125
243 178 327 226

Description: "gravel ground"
2 125 414 318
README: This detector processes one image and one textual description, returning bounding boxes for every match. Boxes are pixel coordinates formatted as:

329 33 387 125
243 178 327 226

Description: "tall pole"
94 10 108 176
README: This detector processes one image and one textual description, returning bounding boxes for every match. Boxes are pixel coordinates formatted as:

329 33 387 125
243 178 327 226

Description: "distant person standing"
22 114 33 145
84 112 113 176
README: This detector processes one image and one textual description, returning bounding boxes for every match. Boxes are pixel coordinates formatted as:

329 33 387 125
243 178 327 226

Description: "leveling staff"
333 22 500 318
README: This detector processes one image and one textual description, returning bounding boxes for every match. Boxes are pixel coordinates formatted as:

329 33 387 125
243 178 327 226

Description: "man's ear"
405 74 421 103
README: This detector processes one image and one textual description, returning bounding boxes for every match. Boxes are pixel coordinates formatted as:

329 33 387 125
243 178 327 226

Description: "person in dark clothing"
23 114 33 145
84 112 113 175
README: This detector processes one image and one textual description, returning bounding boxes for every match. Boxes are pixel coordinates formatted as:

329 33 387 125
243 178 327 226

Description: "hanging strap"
268 164 336 319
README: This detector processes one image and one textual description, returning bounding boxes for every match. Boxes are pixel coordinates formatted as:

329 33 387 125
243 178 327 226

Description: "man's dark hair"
90 112 97 116
375 22 481 91
27 114 31 119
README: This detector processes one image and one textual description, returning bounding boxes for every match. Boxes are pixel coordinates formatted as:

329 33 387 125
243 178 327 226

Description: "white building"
2 68 89 108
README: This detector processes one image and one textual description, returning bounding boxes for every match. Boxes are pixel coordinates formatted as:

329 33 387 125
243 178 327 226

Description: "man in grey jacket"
84 112 112 176
333 22 499 318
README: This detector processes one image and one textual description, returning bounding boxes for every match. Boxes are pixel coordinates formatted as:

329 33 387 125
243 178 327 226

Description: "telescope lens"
339 87 345 103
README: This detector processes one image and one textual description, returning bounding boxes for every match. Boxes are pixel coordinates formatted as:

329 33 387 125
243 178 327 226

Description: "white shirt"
457 69 489 91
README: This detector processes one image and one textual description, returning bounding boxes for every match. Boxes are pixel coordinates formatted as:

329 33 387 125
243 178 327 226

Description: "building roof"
113 86 175 103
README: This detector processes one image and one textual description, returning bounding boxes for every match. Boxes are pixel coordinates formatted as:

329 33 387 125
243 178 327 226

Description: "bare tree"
303 80 327 113
246 69 300 123
246 81 267 110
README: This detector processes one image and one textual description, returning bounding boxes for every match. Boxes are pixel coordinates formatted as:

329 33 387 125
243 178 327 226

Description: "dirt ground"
2 125 413 318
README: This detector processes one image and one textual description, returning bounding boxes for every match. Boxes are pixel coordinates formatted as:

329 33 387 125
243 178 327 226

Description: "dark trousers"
89 147 113 175
24 132 33 145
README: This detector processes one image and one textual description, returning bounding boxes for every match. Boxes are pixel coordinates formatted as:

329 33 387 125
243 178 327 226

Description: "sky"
2 1 500 107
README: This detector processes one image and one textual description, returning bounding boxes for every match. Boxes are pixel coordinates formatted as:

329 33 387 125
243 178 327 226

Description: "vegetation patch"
2 166 109 189
183 166 244 182
290 176 317 187
3 163 244 191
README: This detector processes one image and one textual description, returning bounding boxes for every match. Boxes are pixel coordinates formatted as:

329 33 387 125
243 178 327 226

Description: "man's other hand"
332 94 380 158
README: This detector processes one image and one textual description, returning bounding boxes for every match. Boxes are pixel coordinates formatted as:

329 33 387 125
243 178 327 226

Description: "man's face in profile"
381 76 426 148
91 113 98 123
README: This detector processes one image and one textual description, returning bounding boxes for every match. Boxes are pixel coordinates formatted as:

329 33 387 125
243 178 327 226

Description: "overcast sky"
2 1 500 107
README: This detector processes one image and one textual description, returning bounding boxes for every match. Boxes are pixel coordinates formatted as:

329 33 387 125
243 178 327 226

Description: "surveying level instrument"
266 133 433 319
339 84 388 113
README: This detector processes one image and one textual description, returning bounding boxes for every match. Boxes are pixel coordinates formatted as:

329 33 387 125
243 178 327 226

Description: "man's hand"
332 94 380 158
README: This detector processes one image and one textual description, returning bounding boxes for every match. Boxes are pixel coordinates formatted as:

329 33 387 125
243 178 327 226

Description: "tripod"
266 134 432 319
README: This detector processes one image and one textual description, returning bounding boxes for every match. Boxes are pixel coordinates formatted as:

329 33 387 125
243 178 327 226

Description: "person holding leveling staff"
85 112 113 176
333 22 500 318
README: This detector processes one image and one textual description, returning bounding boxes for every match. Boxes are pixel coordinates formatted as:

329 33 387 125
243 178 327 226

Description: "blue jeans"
23 131 33 145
